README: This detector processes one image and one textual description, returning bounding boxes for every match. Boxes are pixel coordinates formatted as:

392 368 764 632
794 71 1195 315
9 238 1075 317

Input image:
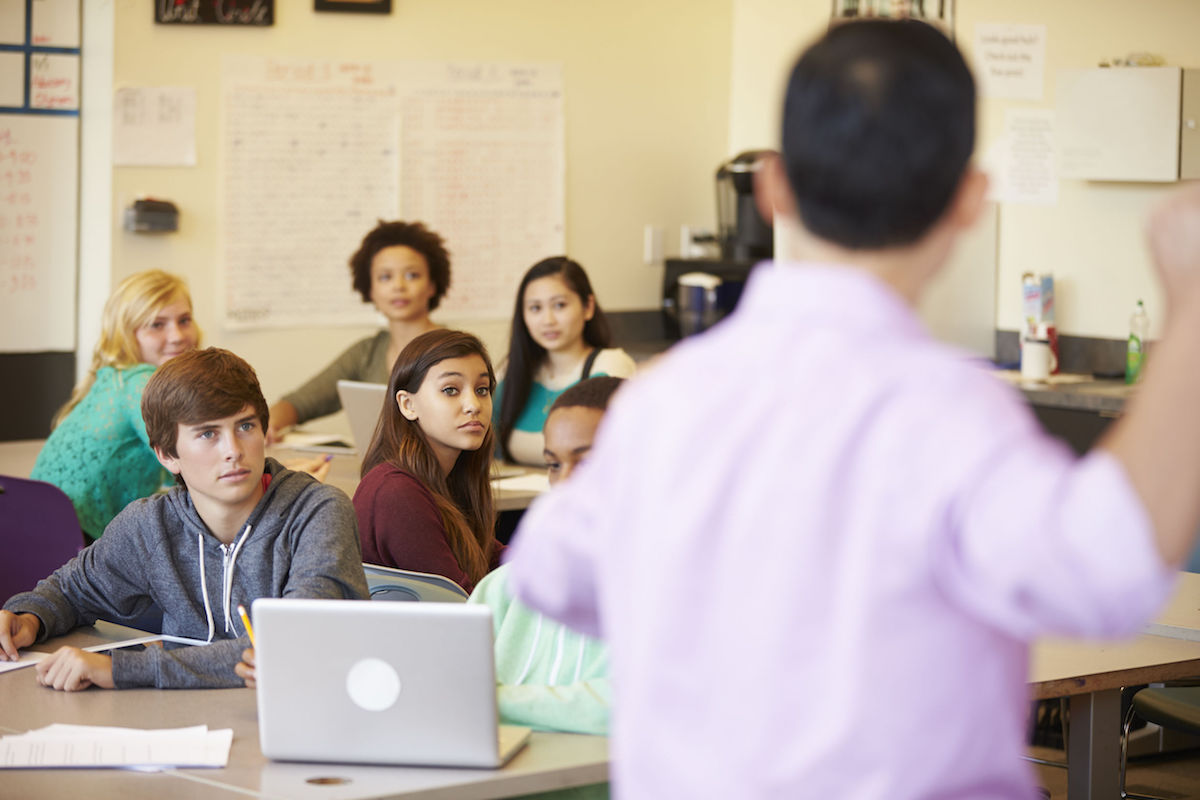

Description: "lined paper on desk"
0 724 232 769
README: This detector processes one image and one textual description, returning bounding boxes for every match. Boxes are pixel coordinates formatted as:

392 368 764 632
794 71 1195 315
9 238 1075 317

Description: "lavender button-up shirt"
507 261 1174 799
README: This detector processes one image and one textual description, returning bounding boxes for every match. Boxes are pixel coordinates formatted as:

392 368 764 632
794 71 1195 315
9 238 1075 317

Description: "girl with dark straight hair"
495 257 636 465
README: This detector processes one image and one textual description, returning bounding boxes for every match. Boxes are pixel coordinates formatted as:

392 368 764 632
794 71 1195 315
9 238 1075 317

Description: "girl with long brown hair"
355 329 503 592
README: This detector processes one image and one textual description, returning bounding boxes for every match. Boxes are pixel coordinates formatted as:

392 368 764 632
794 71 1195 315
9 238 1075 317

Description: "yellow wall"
107 0 733 412
730 0 1200 341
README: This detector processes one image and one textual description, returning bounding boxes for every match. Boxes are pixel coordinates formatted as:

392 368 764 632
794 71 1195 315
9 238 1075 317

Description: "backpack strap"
580 348 600 381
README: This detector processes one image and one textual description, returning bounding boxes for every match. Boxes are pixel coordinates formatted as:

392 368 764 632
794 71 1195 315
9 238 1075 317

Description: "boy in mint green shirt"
469 376 625 736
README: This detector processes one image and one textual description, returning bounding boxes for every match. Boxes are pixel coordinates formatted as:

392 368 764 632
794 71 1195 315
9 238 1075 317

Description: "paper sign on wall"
985 109 1058 206
114 87 198 167
974 23 1046 101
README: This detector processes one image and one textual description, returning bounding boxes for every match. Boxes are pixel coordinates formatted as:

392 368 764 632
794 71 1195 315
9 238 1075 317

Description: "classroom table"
0 440 547 513
0 623 609 800
1029 572 1200 800
271 446 548 513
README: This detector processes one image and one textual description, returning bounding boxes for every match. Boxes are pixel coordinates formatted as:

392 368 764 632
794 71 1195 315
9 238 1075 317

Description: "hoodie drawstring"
222 524 252 634
197 532 215 644
197 524 254 642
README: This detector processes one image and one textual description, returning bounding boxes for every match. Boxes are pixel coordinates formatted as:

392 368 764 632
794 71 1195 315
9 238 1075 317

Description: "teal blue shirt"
494 348 637 466
31 364 168 540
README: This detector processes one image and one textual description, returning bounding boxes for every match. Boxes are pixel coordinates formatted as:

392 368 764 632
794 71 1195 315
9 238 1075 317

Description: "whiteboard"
0 114 78 351
31 0 80 47
0 52 23 107
0 0 25 46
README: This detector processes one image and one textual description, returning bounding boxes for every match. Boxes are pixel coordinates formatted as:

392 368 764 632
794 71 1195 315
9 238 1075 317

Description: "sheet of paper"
0 650 49 674
113 87 197 167
984 109 1057 206
492 472 551 494
973 23 1046 101
0 724 232 769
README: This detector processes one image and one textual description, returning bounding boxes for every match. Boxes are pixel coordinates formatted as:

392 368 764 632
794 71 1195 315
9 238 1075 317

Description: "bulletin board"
219 56 564 331
0 0 81 352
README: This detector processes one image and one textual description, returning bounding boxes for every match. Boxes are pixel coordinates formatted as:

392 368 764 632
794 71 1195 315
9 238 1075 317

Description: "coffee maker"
715 150 774 260
661 150 774 339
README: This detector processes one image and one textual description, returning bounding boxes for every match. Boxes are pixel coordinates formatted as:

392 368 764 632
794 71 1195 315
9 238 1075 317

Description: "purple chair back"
0 475 84 601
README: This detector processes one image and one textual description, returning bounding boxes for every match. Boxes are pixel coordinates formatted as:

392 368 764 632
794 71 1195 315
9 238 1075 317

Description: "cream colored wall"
730 0 1199 343
106 0 732 421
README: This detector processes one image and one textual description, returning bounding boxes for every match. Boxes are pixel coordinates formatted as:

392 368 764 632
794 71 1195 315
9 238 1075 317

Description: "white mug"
1021 340 1057 381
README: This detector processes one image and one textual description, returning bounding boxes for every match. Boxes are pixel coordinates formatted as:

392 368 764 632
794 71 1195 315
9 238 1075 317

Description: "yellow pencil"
237 603 256 646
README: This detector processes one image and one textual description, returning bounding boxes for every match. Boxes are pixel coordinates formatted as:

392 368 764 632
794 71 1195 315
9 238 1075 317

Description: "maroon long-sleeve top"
354 463 503 594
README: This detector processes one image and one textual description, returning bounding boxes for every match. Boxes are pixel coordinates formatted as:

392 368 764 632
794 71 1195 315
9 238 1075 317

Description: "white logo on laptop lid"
346 657 401 712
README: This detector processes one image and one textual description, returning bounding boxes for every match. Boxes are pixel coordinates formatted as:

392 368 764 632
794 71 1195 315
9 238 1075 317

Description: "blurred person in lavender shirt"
505 18 1200 800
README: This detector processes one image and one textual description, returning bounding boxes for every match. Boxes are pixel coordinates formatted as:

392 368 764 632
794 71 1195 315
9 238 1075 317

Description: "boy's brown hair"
142 347 270 458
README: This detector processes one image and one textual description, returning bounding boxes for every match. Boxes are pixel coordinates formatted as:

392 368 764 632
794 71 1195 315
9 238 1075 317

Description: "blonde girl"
32 270 200 540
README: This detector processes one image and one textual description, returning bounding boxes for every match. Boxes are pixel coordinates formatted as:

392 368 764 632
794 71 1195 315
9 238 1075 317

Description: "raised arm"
1101 183 1200 566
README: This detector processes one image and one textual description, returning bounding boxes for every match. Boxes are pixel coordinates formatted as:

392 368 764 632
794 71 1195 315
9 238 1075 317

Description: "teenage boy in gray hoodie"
0 347 369 690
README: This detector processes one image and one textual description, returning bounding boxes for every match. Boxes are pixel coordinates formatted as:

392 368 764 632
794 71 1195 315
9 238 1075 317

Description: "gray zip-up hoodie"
4 458 369 689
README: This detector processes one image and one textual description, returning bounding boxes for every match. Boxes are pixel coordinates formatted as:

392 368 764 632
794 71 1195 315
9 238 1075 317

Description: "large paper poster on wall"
219 56 564 330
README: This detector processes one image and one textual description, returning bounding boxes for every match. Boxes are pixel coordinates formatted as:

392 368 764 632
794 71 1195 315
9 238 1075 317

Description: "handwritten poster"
0 114 78 350
113 87 197 166
30 52 79 110
973 23 1046 101
220 57 564 329
985 109 1057 206
398 63 564 318
222 57 399 330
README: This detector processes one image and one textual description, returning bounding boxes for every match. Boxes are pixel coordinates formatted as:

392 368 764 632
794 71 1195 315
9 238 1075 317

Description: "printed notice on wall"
397 62 564 318
221 57 399 330
973 23 1046 101
985 109 1057 206
114 87 197 167
0 114 78 351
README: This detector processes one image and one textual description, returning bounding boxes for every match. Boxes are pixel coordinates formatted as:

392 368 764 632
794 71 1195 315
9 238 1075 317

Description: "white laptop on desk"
336 380 389 456
252 598 531 768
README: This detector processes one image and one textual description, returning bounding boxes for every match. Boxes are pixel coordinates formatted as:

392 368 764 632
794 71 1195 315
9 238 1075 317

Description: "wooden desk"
0 439 43 479
1030 573 1200 800
2 623 608 799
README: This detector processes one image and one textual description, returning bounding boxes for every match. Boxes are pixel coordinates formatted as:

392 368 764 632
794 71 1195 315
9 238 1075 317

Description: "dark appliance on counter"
716 150 774 261
661 151 773 339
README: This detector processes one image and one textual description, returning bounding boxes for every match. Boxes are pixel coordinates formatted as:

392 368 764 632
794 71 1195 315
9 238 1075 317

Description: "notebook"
252 598 531 768
336 380 389 455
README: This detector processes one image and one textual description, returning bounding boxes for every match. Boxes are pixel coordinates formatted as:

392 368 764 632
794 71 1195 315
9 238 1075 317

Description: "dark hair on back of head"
349 220 452 311
142 347 269 464
549 376 624 415
782 19 975 249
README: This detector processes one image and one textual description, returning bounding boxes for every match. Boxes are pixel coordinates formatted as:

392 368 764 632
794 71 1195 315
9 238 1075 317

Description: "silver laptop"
253 598 532 768
337 380 388 455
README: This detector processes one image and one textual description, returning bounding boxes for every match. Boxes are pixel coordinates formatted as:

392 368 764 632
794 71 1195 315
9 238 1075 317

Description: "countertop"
992 370 1133 415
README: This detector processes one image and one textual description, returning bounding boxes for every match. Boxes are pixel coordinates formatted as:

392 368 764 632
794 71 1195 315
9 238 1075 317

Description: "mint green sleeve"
496 678 611 735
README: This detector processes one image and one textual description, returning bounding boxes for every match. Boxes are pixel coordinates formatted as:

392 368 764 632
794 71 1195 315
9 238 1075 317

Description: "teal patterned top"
31 364 168 540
